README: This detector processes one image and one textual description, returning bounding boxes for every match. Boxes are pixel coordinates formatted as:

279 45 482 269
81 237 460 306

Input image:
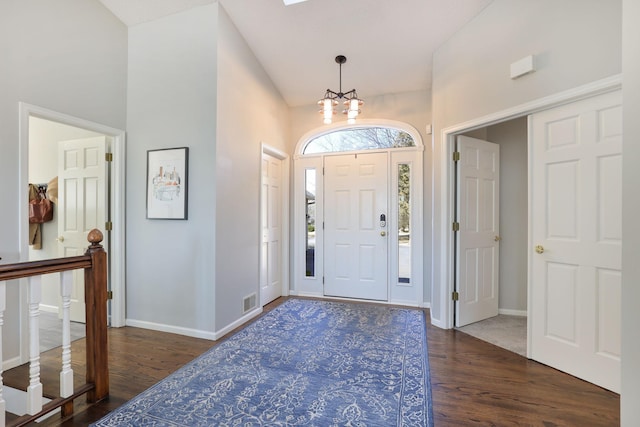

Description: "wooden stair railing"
0 229 108 427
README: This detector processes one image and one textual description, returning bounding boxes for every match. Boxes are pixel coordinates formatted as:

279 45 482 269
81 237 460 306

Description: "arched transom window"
303 126 416 154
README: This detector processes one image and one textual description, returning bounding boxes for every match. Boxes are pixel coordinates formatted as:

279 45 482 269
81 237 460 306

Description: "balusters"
1 280 5 427
27 275 43 415
60 270 74 398
0 229 108 424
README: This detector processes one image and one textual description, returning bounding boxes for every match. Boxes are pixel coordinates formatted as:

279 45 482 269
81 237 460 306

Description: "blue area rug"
93 299 434 426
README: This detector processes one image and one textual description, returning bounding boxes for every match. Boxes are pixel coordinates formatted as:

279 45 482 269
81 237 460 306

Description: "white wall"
430 0 622 325
126 5 219 337
28 117 104 310
621 0 640 423
0 0 126 364
215 6 290 330
125 4 289 336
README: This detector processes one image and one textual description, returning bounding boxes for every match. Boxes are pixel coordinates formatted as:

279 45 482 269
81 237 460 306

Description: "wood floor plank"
3 297 619 426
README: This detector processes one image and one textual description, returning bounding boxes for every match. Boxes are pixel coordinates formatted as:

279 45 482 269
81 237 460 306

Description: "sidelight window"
305 168 316 277
398 163 411 284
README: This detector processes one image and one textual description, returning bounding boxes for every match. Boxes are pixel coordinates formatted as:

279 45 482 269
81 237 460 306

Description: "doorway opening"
17 103 126 367
435 76 622 391
453 120 528 356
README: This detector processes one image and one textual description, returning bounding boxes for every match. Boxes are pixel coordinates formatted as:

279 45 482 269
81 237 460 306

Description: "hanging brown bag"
29 188 54 223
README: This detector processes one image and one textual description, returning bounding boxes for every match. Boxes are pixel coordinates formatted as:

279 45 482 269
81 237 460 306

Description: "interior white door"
58 136 107 323
324 152 388 300
530 90 622 392
455 136 500 327
260 152 283 306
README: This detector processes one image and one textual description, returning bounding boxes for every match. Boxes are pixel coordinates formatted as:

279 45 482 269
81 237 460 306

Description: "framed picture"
146 147 189 220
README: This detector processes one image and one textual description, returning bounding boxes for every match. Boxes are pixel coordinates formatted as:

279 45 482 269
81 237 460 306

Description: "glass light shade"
319 97 336 124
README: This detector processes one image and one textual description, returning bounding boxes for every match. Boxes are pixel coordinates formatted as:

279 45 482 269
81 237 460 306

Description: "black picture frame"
146 147 189 220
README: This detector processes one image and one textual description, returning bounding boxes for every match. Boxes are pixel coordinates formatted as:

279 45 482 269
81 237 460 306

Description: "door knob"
535 245 544 254
494 235 501 242
56 236 65 242
380 231 386 236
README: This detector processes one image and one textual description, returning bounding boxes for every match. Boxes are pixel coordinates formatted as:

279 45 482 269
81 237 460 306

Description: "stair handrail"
0 229 109 426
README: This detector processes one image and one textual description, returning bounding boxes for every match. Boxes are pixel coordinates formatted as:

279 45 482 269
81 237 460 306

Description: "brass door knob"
494 235 501 242
535 245 544 254
380 231 386 236
56 236 65 243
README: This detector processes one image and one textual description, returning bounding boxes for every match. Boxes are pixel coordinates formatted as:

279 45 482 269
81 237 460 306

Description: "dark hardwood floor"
4 297 619 426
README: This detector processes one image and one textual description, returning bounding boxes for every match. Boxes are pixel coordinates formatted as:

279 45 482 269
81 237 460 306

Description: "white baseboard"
125 307 265 342
213 307 263 340
125 318 218 341
2 355 23 371
39 304 58 313
499 308 527 317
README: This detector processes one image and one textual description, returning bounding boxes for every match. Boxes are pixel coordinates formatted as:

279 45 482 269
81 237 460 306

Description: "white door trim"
18 103 126 340
433 74 622 330
260 143 290 303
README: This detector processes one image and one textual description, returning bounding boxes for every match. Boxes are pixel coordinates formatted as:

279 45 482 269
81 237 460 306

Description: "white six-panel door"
530 90 622 392
455 136 500 327
260 152 283 306
58 137 107 323
324 152 388 300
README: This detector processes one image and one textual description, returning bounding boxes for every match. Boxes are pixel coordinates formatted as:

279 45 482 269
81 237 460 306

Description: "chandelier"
318 55 363 125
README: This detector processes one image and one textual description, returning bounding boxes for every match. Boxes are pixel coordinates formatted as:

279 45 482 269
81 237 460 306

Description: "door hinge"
322 276 325 284
453 151 460 162
452 222 460 232
107 290 113 300
105 152 113 162
105 221 113 231
452 291 459 301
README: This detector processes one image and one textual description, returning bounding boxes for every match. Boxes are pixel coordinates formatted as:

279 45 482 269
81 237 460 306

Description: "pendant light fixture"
318 55 363 125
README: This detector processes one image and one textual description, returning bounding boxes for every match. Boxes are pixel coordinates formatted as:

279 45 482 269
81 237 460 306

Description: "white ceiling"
99 0 493 107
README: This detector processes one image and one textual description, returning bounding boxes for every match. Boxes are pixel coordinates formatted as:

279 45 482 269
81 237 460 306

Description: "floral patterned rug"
92 298 433 426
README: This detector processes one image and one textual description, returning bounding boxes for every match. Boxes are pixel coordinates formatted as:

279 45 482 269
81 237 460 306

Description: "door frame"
433 74 622 333
18 104 126 349
259 143 290 305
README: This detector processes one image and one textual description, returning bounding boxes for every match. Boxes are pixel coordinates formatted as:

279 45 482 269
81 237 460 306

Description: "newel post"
84 229 109 402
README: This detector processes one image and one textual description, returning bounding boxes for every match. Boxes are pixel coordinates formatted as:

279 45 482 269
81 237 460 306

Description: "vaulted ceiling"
99 0 493 107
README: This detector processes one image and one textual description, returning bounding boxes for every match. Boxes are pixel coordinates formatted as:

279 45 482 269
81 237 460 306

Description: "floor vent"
243 293 257 313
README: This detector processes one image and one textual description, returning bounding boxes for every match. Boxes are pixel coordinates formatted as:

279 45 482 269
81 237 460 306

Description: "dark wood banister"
0 229 109 426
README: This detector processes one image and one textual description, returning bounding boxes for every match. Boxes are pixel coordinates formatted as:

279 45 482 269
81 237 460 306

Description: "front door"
455 135 500 327
530 90 622 392
323 152 388 300
58 136 107 323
